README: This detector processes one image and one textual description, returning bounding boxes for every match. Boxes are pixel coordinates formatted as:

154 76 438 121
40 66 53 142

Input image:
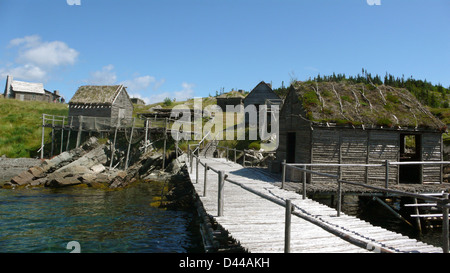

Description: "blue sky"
0 0 449 103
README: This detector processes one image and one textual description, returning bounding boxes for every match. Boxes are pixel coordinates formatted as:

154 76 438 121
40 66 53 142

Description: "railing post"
281 160 286 189
243 151 246 167
218 171 224 217
196 156 199 183
385 160 390 189
443 193 449 253
234 149 237 163
188 144 191 163
337 174 342 217
284 199 293 253
189 147 193 174
302 165 307 200
204 163 208 197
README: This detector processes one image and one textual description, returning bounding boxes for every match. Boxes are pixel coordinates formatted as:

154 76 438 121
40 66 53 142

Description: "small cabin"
275 81 446 185
3 75 61 102
68 85 133 129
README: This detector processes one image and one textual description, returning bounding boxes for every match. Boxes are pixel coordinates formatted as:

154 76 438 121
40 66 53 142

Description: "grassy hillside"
0 98 68 158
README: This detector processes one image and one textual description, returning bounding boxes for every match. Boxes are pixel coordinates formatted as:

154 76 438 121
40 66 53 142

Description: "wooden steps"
189 157 443 253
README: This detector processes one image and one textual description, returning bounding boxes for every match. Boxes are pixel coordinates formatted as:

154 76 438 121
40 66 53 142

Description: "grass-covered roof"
216 90 246 98
69 85 124 105
291 81 446 131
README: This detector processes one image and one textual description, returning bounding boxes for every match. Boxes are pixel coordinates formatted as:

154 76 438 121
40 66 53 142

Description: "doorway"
399 134 421 184
286 132 296 163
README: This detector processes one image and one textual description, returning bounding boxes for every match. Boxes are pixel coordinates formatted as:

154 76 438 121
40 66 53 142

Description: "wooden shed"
275 81 446 185
68 85 133 129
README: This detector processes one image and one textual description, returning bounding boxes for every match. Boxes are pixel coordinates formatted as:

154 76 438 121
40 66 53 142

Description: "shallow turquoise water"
0 183 203 253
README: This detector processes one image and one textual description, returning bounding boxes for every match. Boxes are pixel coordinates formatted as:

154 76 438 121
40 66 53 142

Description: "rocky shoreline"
1 137 190 195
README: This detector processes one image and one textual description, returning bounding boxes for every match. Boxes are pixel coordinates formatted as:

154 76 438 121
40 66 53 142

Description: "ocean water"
0 183 204 253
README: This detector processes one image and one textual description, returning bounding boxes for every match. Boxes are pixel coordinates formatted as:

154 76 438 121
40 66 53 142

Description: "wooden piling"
40 114 45 159
66 116 73 151
50 115 55 157
162 117 167 170
109 121 119 169
60 116 65 153
76 116 83 148
144 119 149 153
125 118 135 170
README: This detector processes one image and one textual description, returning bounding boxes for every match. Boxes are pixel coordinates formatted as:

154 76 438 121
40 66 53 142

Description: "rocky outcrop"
5 137 124 188
4 136 192 191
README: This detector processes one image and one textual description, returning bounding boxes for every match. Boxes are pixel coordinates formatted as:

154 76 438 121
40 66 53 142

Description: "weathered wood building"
275 81 446 185
244 81 282 124
3 75 61 102
68 85 133 129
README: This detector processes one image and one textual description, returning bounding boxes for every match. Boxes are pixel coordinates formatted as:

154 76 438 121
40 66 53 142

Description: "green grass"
0 98 68 158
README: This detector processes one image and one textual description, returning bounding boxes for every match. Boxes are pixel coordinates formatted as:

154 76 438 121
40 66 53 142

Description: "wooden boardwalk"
189 157 443 253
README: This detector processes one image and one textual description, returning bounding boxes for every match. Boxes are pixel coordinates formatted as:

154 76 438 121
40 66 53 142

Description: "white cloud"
1 35 79 82
122 75 166 92
122 75 155 91
142 82 195 103
8 35 41 48
84 66 193 104
18 40 79 67
174 82 195 101
0 64 47 82
87 64 117 85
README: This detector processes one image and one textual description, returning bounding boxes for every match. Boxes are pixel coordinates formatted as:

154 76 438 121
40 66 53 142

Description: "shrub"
163 97 173 106
301 91 320 107
248 141 261 150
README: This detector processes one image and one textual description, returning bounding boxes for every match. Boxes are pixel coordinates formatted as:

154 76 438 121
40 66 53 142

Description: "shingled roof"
10 79 45 94
69 85 126 105
291 81 446 131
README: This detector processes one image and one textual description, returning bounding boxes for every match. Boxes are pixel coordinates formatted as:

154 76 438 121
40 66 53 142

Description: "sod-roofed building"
216 90 245 112
276 81 446 185
68 85 133 129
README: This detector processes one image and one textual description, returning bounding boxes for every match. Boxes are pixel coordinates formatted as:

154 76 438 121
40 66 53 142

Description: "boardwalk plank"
190 157 443 253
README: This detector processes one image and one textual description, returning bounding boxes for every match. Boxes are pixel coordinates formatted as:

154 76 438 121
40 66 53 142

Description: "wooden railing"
185 142 450 253
281 160 450 253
